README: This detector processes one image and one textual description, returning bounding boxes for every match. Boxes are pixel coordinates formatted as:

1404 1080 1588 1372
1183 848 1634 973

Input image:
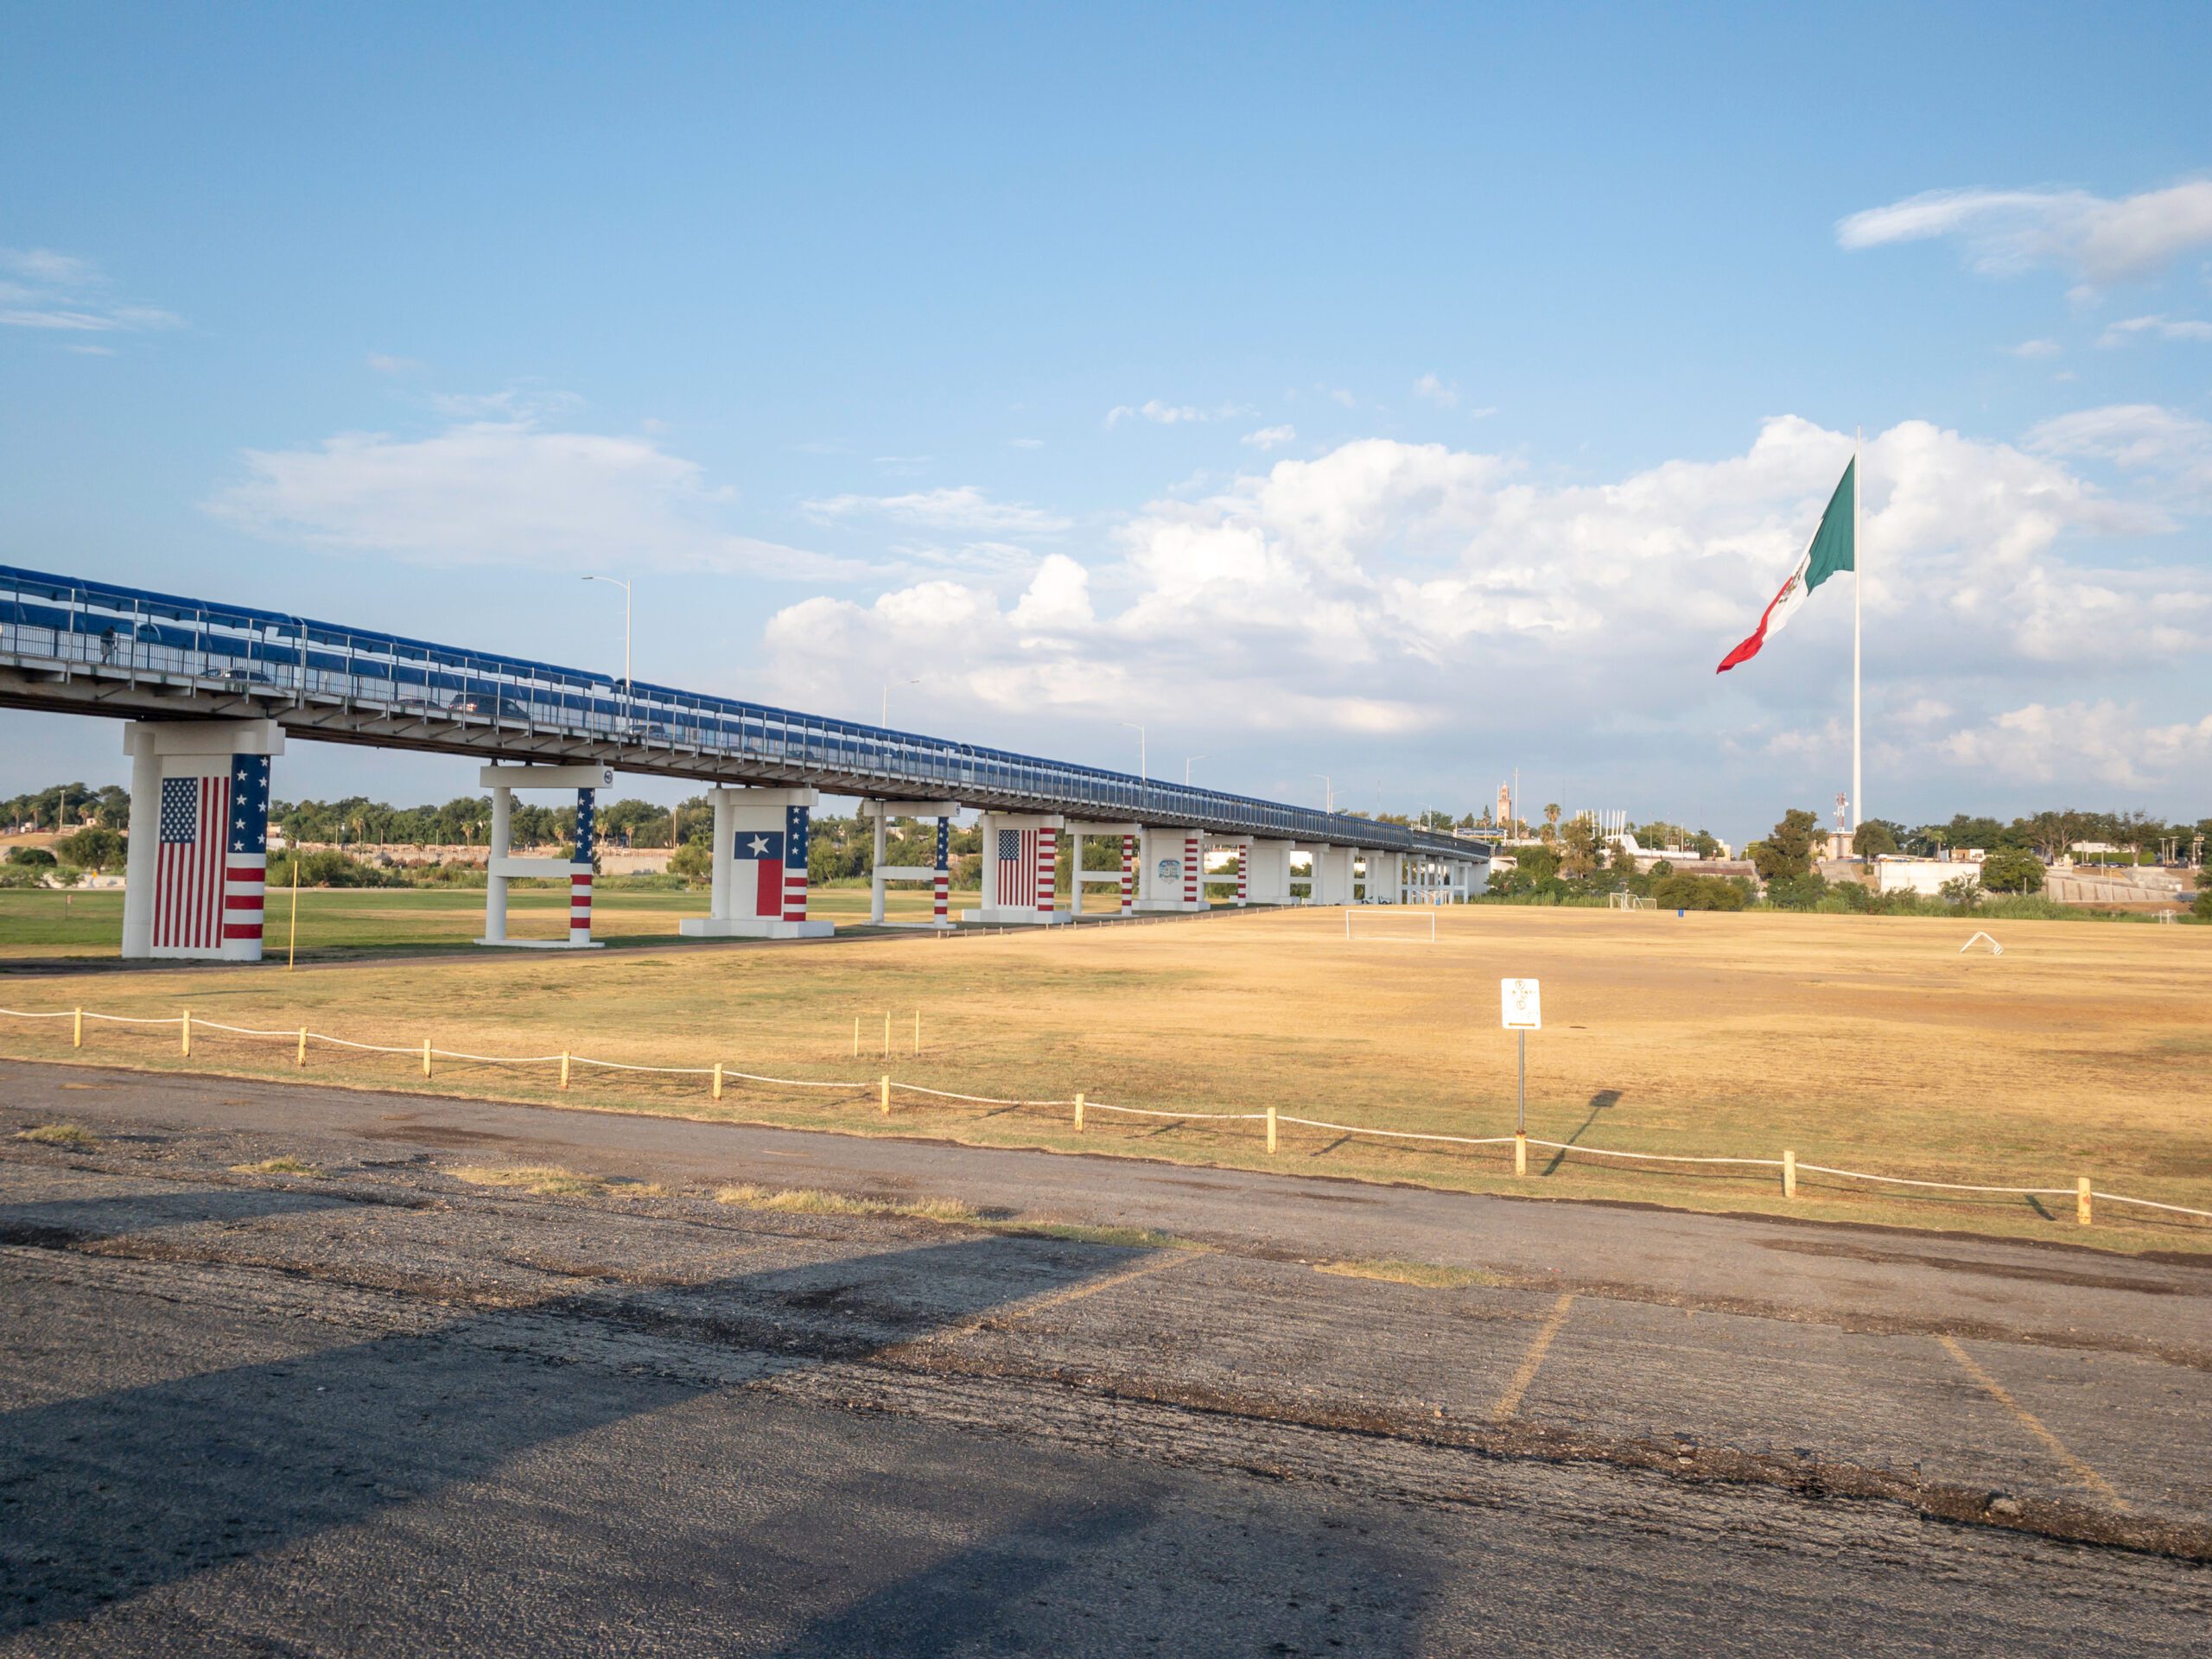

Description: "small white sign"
1501 977 1541 1030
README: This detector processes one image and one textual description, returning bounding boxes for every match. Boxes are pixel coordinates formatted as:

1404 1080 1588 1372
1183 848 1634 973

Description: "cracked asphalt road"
2 1059 2208 1656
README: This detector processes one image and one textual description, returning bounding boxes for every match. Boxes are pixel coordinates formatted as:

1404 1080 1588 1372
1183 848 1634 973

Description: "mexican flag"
1716 458 1855 673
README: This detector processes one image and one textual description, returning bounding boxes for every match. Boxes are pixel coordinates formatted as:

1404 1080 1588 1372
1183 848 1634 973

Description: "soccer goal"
1608 893 1652 911
1344 908 1438 943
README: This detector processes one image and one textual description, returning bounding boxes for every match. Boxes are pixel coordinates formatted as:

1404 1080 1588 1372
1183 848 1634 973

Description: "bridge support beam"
861 799 959 930
1307 844 1355 906
1243 839 1295 906
1066 821 1141 918
1362 850 1402 904
678 786 831 939
478 763 612 949
1134 825 1207 912
121 719 283 962
1201 835 1251 906
964 812 1070 924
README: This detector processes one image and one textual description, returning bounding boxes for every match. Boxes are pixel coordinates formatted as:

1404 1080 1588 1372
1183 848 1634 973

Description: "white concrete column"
710 791 734 919
681 785 831 939
1244 839 1294 905
963 812 1069 925
869 808 889 924
485 785 512 943
860 799 960 930
1313 845 1355 906
979 813 1000 910
120 730 162 959
1135 826 1205 912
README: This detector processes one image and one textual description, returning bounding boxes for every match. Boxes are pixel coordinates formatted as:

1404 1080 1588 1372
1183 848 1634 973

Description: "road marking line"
930 1249 1205 1344
1936 1335 2129 1512
1491 1293 1576 1422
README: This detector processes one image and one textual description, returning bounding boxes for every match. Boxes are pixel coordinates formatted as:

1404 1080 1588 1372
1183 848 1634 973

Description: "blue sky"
4 3 2209 842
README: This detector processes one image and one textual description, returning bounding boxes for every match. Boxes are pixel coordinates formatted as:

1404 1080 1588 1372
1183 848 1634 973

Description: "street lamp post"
1183 755 1206 785
1313 774 1334 813
581 575 632 722
881 678 918 727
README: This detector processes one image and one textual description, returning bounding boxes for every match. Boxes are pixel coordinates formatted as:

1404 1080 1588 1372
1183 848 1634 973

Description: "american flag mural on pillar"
155 758 268 956
1182 833 1200 904
570 789 595 943
932 817 950 921
782 804 810 921
1237 845 1249 902
1121 835 1135 910
996 825 1057 910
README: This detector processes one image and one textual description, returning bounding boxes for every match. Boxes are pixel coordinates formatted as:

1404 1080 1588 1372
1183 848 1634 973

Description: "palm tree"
1541 803 1561 847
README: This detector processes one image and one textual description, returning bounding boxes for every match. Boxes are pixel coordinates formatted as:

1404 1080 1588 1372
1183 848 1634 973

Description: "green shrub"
5 846 57 867
1765 872 1829 911
1652 874 1746 912
1979 849 2047 894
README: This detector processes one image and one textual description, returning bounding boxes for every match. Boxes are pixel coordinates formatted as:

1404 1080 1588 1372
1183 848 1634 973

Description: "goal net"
1344 908 1438 943
1608 893 1652 910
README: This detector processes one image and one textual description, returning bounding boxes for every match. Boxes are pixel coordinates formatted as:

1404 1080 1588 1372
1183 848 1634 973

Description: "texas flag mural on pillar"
736 808 811 921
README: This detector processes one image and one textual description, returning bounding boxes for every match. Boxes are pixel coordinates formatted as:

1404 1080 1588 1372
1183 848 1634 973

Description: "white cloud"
366 353 427 376
1939 701 2212 790
801 484 1071 535
1008 437 1045 448
1838 180 2212 287
427 385 583 420
1413 372 1458 408
0 247 181 336
207 417 849 579
761 416 2210 755
1240 424 1297 451
1105 398 1255 427
2007 339 2063 359
2098 315 2212 346
2028 403 2212 509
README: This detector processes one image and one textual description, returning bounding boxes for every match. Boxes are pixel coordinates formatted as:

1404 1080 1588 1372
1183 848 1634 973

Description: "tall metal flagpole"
1853 428 1863 832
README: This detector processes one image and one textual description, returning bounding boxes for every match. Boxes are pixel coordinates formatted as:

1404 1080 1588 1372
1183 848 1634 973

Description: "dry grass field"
2 900 2207 1253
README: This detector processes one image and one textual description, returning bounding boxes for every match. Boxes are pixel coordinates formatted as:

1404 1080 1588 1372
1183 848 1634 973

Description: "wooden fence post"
181 1010 190 1058
1783 1149 1796 1198
880 1074 891 1116
72 1007 82 1049
851 1015 859 1058
1074 1092 1084 1132
422 1038 432 1079
2076 1177 2092 1226
1266 1106 1278 1154
882 1011 891 1058
296 1027 307 1068
712 1062 723 1102
912 1010 920 1057
559 1051 570 1090
1514 1130 1527 1178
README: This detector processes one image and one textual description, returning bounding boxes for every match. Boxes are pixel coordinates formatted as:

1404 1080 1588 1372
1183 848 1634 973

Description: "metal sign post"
1500 978 1541 1135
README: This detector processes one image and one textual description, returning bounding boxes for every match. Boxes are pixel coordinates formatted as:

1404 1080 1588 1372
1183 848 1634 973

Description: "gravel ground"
2 1061 2208 1656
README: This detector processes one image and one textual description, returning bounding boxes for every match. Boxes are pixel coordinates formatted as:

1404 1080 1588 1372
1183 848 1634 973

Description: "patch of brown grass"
231 1155 326 1177
1316 1257 1503 1289
450 1164 606 1198
15 1122 97 1147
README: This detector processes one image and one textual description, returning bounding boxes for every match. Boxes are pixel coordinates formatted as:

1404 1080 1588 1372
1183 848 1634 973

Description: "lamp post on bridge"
1184 755 1205 785
1313 774 1334 813
581 575 632 723
881 678 918 727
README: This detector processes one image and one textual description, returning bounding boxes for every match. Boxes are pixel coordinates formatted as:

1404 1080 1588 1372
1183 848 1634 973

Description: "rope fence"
3 1001 2207 1230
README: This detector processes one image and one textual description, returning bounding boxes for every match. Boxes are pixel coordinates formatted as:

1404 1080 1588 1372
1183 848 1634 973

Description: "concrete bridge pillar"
478 763 613 949
1362 850 1402 904
1202 836 1250 906
1066 821 1140 918
121 718 283 963
680 785 832 938
1312 845 1355 906
1243 839 1294 906
861 799 959 930
964 812 1070 924
1135 825 1207 912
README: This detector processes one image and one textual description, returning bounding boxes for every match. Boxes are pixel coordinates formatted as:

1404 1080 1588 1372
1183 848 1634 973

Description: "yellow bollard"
72 1007 82 1049
2077 1177 2092 1226
1783 1148 1796 1198
1514 1130 1527 1178
1266 1105 1278 1154
882 1010 891 1058
712 1062 723 1102
851 1015 859 1058
422 1038 432 1079
912 1009 920 1057
1074 1092 1084 1133
559 1051 570 1090
880 1074 891 1116
296 1027 307 1068
181 1009 191 1058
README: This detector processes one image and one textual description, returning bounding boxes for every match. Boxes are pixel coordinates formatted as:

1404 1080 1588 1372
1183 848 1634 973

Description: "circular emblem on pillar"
1156 858 1181 881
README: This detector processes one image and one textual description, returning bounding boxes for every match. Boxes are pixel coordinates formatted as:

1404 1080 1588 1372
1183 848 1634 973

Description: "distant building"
1876 857 1979 896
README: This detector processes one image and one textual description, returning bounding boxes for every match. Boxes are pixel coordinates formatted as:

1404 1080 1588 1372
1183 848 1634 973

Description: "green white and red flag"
1716 459 1856 673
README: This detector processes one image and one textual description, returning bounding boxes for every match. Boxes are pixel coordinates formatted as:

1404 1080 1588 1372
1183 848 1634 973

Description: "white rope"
567 1056 715 1076
192 1020 302 1038
1528 1139 1783 1168
1793 1162 2075 1197
306 1033 423 1055
79 1011 183 1026
0 1007 76 1020
429 1049 568 1065
2092 1192 2212 1220
892 1082 1073 1107
1084 1102 1268 1122
1277 1116 1516 1147
716 1068 872 1090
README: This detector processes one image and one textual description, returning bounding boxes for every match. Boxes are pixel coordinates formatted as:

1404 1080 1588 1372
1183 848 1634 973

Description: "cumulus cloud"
1240 424 1297 451
2098 315 2212 346
2008 339 2062 359
1837 180 2212 286
2028 404 2212 509
1413 372 1459 408
1939 701 2212 790
801 484 1071 535
760 416 2210 765
207 417 849 579
0 246 181 337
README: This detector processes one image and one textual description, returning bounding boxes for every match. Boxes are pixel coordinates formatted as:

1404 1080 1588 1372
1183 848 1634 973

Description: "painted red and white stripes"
1180 833 1199 904
1120 835 1135 911
569 873 594 943
155 774 228 952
